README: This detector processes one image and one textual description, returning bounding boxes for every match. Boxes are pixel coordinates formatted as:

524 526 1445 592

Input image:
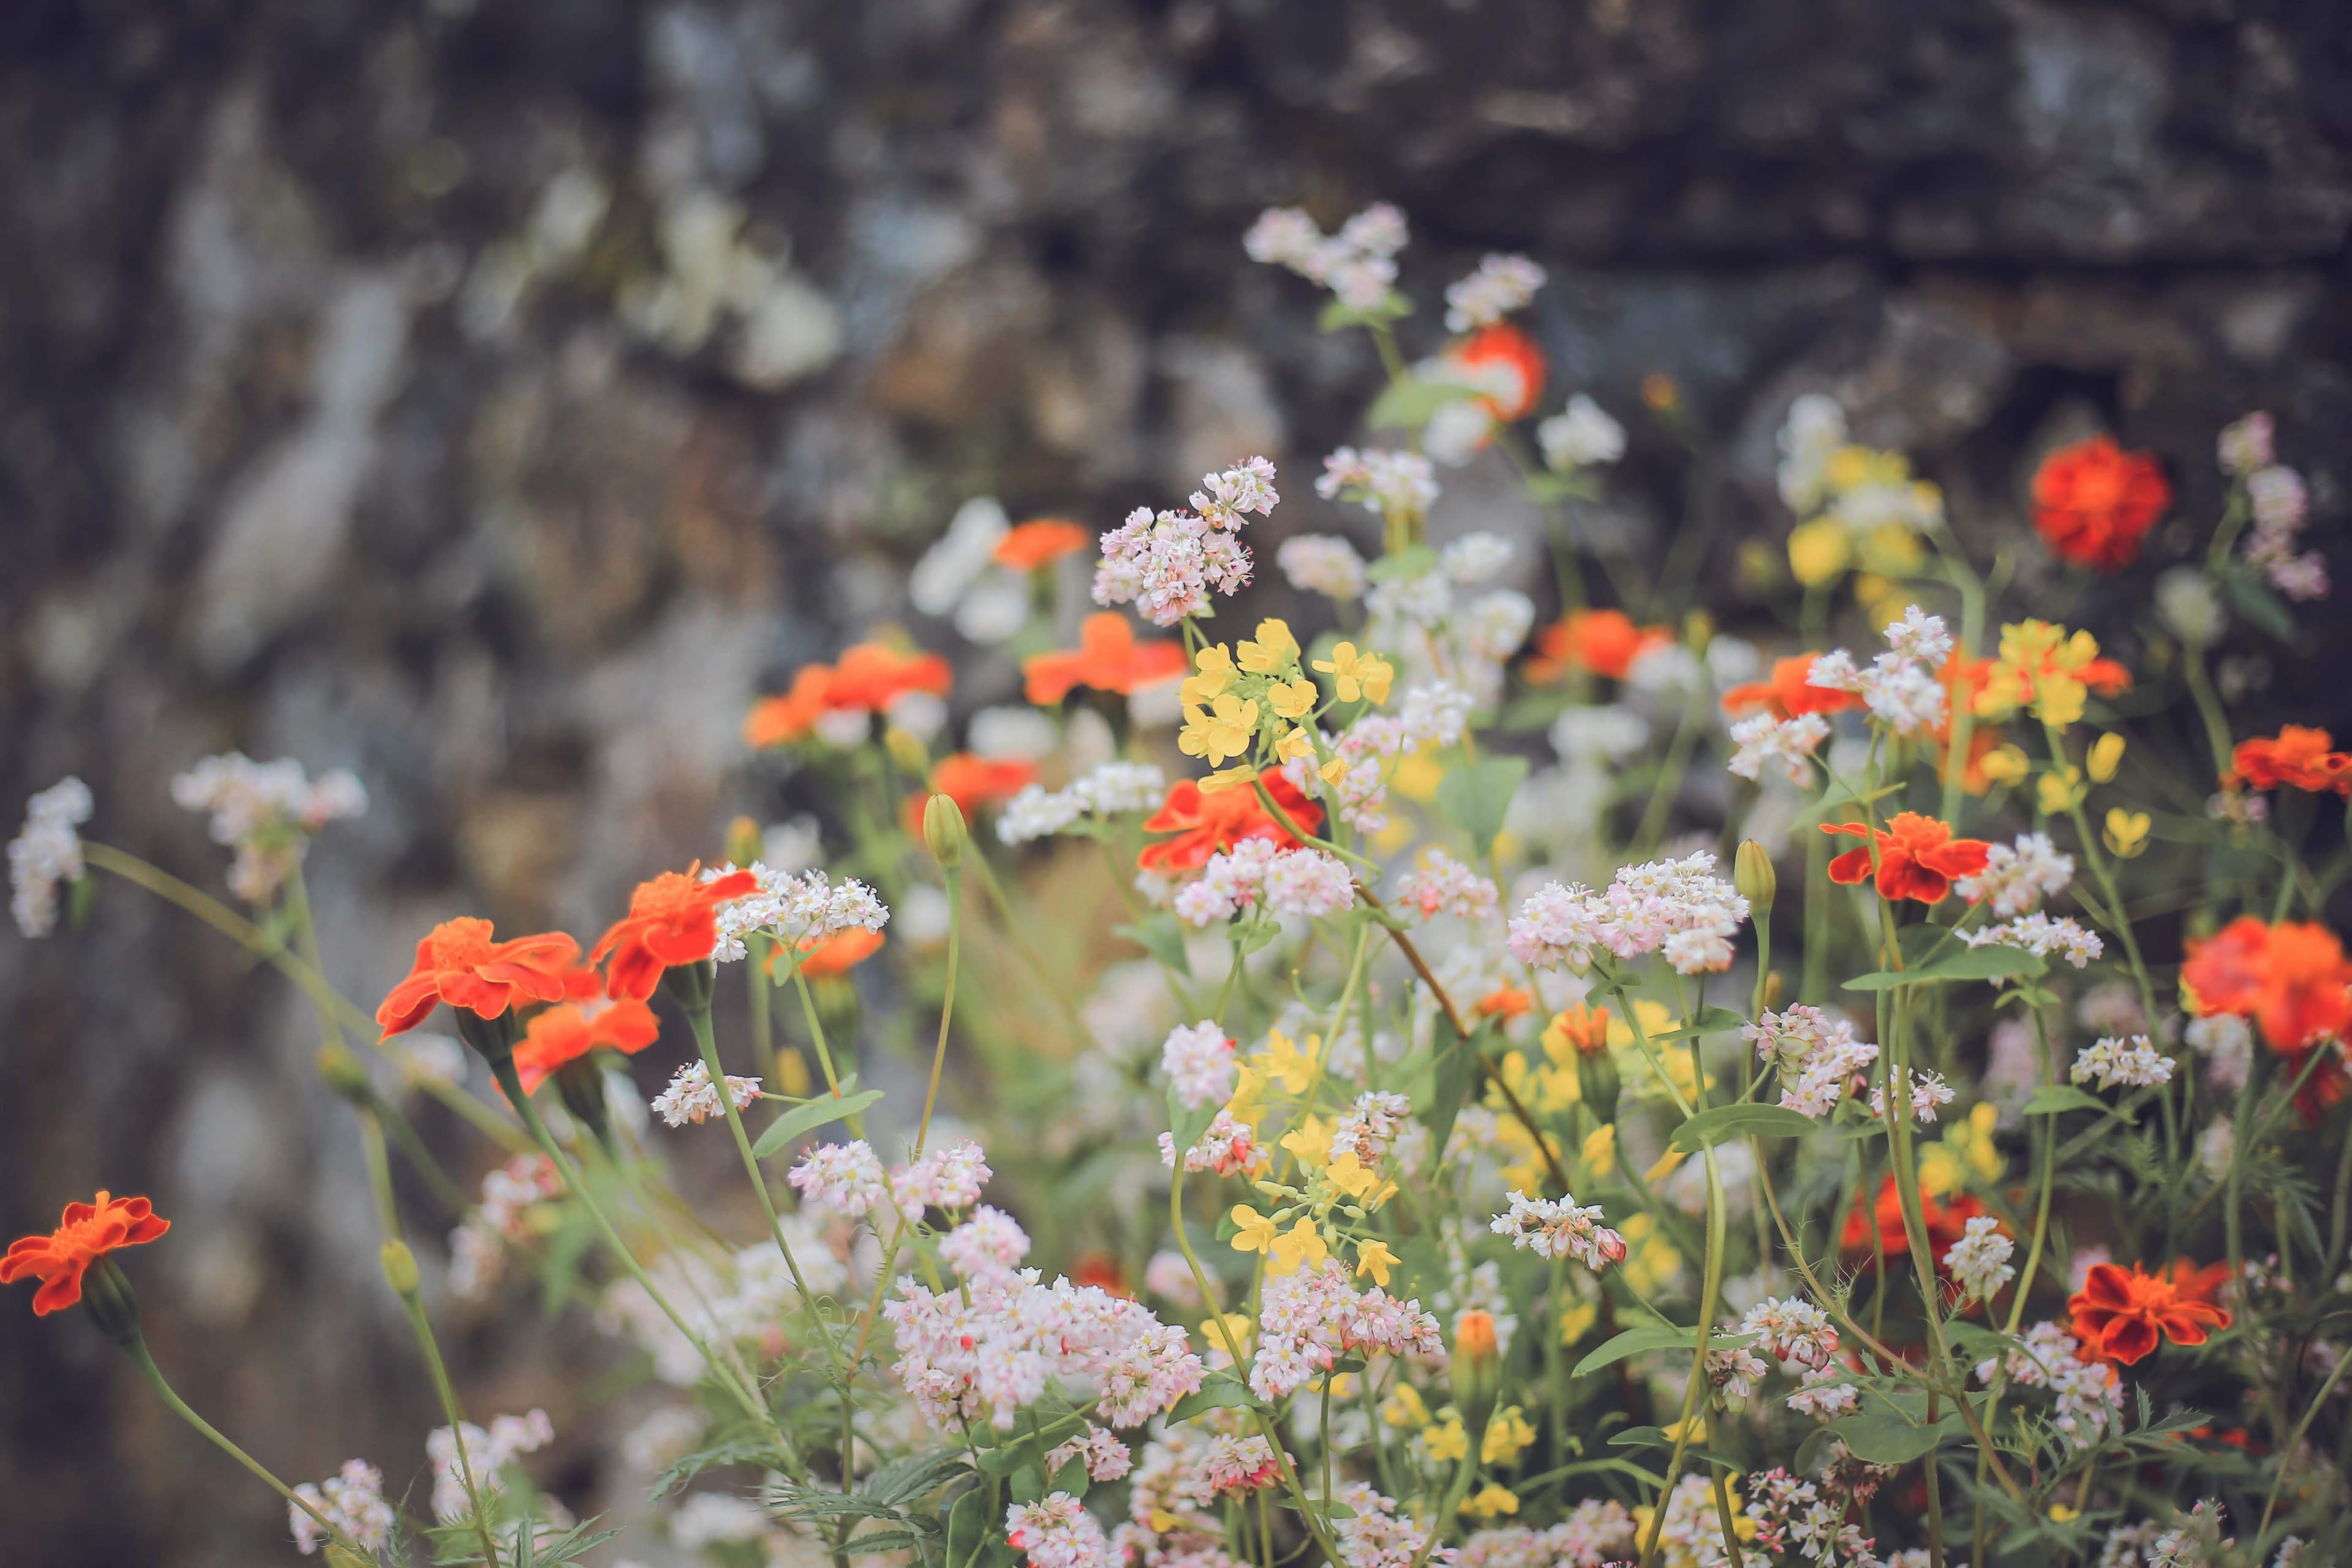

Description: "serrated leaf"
1367 376 1481 429
1671 1102 1820 1152
1113 914 1194 977
1436 755 1528 858
753 1088 886 1158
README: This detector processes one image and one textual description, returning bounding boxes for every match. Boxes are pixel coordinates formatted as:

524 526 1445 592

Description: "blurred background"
4 0 2350 1560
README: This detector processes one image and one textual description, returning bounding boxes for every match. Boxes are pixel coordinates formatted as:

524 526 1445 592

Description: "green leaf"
1367 376 1480 430
946 1483 987 1566
1421 1030 1479 1158
2022 1084 2131 1120
1518 470 1600 505
1317 293 1412 333
1366 546 1439 584
1234 919 1283 956
1573 1325 1696 1377
753 1088 886 1159
1436 755 1529 858
1843 946 2046 991
1670 1102 1820 1152
2222 566 2299 644
1164 1377 1262 1423
1113 914 1193 978
1167 1084 1221 1159
1656 1006 1750 1042
1828 1408 1953 1465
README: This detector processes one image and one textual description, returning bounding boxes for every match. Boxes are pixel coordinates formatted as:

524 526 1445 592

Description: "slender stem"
749 932 781 1087
783 964 864 1137
2258 1334 2352 1540
398 1281 502 1565
1638 1147 1727 1568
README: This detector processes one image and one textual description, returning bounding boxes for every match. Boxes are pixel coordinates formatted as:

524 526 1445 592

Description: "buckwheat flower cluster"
426 1409 553 1522
1277 534 1370 600
1243 203 1408 311
1706 1339 1772 1407
9 775 92 938
1537 394 1626 472
1457 1502 1637 1568
1330 1091 1414 1166
2218 410 2273 477
651 1061 764 1128
290 1460 395 1556
1394 850 1498 922
1250 1262 1442 1401
1159 1110 1265 1175
448 1153 565 1300
1094 460 1275 626
2233 426 2327 600
1489 1191 1627 1271
1006 1494 1112 1568
1945 1215 2016 1303
2185 1014 2253 1093
1118 1427 1223 1548
1318 447 1439 519
940 1205 1032 1284
884 1272 1206 1430
891 1138 991 1212
1956 831 2075 914
1202 1433 1281 1496
170 753 368 903
1728 710 1832 786
1869 1064 1955 1125
1977 1322 2123 1450
2071 1034 2174 1091
1747 1005 1880 1118
1331 1483 1444 1568
787 1139 889 1216
1806 608 1950 737
1442 532 1515 584
1506 851 1749 975
1444 254 1545 332
1046 1427 1134 1483
1959 912 2104 968
1786 1365 1861 1421
999 762 1170 846
1173 841 1354 927
1741 1469 1877 1567
1737 1297 1840 1370
1645 1474 1741 1568
706 863 889 962
1161 1020 1237 1109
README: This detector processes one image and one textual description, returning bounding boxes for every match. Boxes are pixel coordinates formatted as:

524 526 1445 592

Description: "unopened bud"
315 1042 372 1105
923 793 968 872
556 1058 614 1147
83 1256 143 1346
380 1240 420 1297
1450 1310 1502 1439
454 1008 518 1063
660 957 716 1014
885 726 932 778
1735 840 1776 910
725 814 764 869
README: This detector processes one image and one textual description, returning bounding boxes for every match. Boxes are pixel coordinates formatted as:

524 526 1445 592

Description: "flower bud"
315 1042 373 1106
1734 839 1776 910
884 726 932 778
556 1057 614 1146
82 1256 143 1346
725 814 764 869
923 793 968 872
454 1008 518 1064
660 957 716 1014
1450 1310 1501 1440
380 1240 420 1297
1576 1049 1621 1127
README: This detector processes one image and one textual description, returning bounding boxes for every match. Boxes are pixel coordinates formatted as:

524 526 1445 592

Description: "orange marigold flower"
511 998 662 1095
1839 1175 1983 1263
1475 986 1533 1020
377 918 581 1038
929 754 1039 814
993 518 1093 572
2068 1261 2230 1366
1545 1003 1612 1057
1452 324 1546 422
1822 812 1990 904
1525 609 1674 684
1139 773 1324 875
1023 612 1190 705
1721 654 1861 721
2032 435 2171 571
591 865 760 1001
793 926 884 978
744 643 953 750
2182 916 2352 1055
4 1192 170 1317
744 665 835 748
2226 726 2352 797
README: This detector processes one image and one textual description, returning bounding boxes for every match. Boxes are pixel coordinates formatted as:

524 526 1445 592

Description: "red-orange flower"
1023 612 1189 705
743 643 953 748
1525 609 1674 684
2226 726 2352 797
793 927 884 978
1545 1003 1612 1057
2182 917 2352 1054
932 753 1039 814
1452 324 1545 422
1721 654 1861 721
1822 813 1990 904
2032 435 2171 571
4 1192 170 1317
1840 1176 1983 1263
377 918 581 1038
2068 1261 2230 1365
1139 773 1324 875
1071 1252 1133 1297
511 998 663 1095
591 865 760 1001
1475 986 1534 1020
994 518 1093 572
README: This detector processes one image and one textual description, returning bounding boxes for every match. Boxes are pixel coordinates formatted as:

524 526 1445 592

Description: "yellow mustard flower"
1382 1382 1430 1428
1354 1238 1398 1288
1580 1123 1616 1176
1236 618 1300 674
1975 620 2125 729
2087 732 2126 783
1275 725 1317 765
1558 1298 1599 1346
1229 1205 1280 1257
1313 642 1394 704
1267 676 1317 720
1461 1485 1520 1519
1979 744 2030 786
1390 749 1444 803
1261 1029 1318 1095
1281 1115 1331 1169
1181 644 1236 707
1268 1216 1329 1275
1197 765 1261 795
2105 808 2151 859
1180 693 1259 767
1481 1406 1537 1466
1422 1417 1469 1464
2038 765 2083 815
1618 1213 1683 1295
1787 518 1851 587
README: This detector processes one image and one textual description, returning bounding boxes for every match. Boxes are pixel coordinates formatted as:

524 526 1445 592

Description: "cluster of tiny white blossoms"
1741 1468 1881 1566
1160 1020 1237 1109
1455 1502 1638 1568
1956 831 2075 914
169 753 367 904
1977 1322 2123 1450
1537 394 1626 472
2071 1034 2174 1091
1443 253 1545 333
1329 1091 1414 1167
1806 606 1950 737
2185 1014 2253 1093
1392 849 1498 923
1870 1063 1956 1125
1249 1262 1442 1401
1785 1363 1862 1422
2221 412 2327 601
1489 1191 1627 1271
703 862 888 963
1506 851 1751 975
1332 1483 1444 1568
426 1409 553 1522
1747 1005 1881 1118
1728 709 1832 786
8 775 92 938
884 1271 1206 1430
785 1140 889 1215
448 1153 565 1300
998 761 1170 846
1356 537 1534 706
1044 1426 1134 1484
1959 911 2104 968
1317 447 1439 519
1006 1493 1112 1568
1738 1296 1841 1370
1944 1215 2017 1303
1201 1433 1281 1496
1172 841 1355 927
650 1060 764 1127
891 1137 992 1212
1093 458 1277 626
1292 680 1476 834
289 1459 396 1556
1242 203 1408 311
1158 1109 1265 1175
1276 533 1370 600
940 1205 1032 1284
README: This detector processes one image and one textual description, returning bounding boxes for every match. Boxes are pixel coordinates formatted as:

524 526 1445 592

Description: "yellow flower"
1917 1142 1964 1200
1950 1101 2003 1183
1266 676 1317 720
1461 1485 1520 1520
1660 1414 1708 1444
1261 1029 1318 1094
1579 1123 1616 1176
1237 619 1301 674
1197 766 1261 795
1558 1298 1599 1346
1354 1238 1398 1287
1859 521 1926 577
1976 620 2113 729
2037 765 2082 815
1325 1152 1382 1201
1178 693 1259 767
2105 808 2151 859
1422 1417 1469 1464
1275 725 1317 765
1481 1406 1537 1466
1227 1060 1267 1125
1978 744 2030 786
1390 748 1444 803
1181 644 1236 707
1202 1311 1254 1361
1281 1115 1331 1169
1643 1147 1686 1183
2087 732 2126 783
1618 1213 1683 1295
1313 642 1394 704
1787 518 1850 587
1268 1216 1329 1275
1382 1382 1430 1428
1229 1205 1280 1256
2048 1503 2081 1524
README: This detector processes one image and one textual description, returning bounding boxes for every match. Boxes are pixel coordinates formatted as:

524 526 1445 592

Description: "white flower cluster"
1706 1340 1772 1408
1456 1502 1638 1568
1249 1262 1441 1401
1806 608 1949 737
1489 1190 1627 1271
1094 459 1277 625
1737 1296 1841 1370
1944 1215 2016 1303
787 1140 888 1214
426 1409 553 1522
598 1227 851 1384
1332 1483 1444 1568
1869 1064 1955 1125
1317 447 1439 519
1537 394 1626 472
2185 1014 2253 1093
1006 1493 1112 1568
1977 1322 2123 1450
651 1061 764 1128
1158 1110 1264 1175
1784 1365 1861 1422
998 762 1169 846
884 1270 1207 1430
1777 394 1943 533
1161 1021 1237 1109
892 1138 992 1212
1296 682 1477 833
1392 849 1498 923
1958 913 2103 968
1444 253 1545 333
1276 533 1370 600
1741 1468 1880 1565
2071 1034 2174 1091
1243 203 1408 312
1728 710 1831 786
2223 414 2328 601
940 1206 1032 1284
1172 841 1355 927
1746 1005 1880 1119
1329 1091 1414 1167
1045 1427 1134 1484
290 1460 396 1556
1505 851 1750 975
448 1153 565 1300
704 862 889 963
170 753 366 904
9 775 91 938
1956 832 2075 915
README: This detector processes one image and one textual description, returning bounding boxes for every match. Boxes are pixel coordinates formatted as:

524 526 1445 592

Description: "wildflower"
1395 850 1499 922
1841 1175 1984 1263
2219 411 2274 475
648 1061 762 1128
590 865 759 1001
940 1205 1033 1283
1093 484 1261 627
886 1271 1204 1431
1332 1483 1444 1568
2032 435 2171 570
426 1411 553 1523
1822 812 1989 903
1537 394 1626 470
995 518 1092 571
1311 641 1395 704
1727 712 1831 785
1317 447 1438 519
2182 917 2352 1052
170 753 368 903
1353 1239 1398 1287
891 1139 992 1212
1868 1064 1956 1125
3 1191 170 1316
1737 1297 1839 1369
2185 1014 2253 1092
1422 326 1547 461
1178 693 1260 767
2068 1261 2230 1365
1248 1261 1441 1400
1138 775 1322 875
1161 1021 1237 1109
289 1460 394 1556
1977 1321 2123 1449
745 643 954 747
1203 1434 1281 1496
1159 1110 1265 1176
706 863 889 963
1023 613 1189 705
2243 462 2327 600
1508 851 1748 975
1525 608 1672 684
1044 1427 1133 1485
1277 533 1370 599
511 997 662 1095
2070 1035 2174 1091
1747 1005 1879 1118
1244 203 1407 311
2226 726 2352 796
1956 831 2074 915
377 918 581 1039
787 1140 889 1215
1973 620 2132 728
794 927 884 977
1721 655 1861 722
1445 253 1545 332
1806 610 1953 736
926 754 1041 827
997 762 1169 846
1489 1191 1626 1271
1959 913 2104 968
8 775 92 938
1945 1216 2016 1303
